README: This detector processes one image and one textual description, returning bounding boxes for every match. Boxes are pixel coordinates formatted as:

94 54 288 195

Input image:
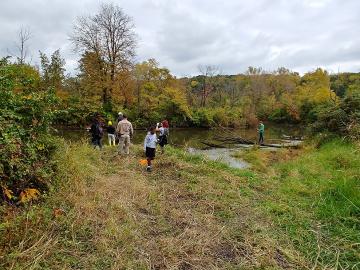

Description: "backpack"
163 128 169 136
95 123 103 137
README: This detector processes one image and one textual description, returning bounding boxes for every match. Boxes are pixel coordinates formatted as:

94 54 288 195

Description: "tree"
16 27 31 64
198 65 220 107
226 75 248 108
245 66 268 117
131 59 190 125
70 3 137 110
39 50 66 97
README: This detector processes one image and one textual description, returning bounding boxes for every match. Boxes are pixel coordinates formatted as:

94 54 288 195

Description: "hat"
108 121 112 125
118 112 123 115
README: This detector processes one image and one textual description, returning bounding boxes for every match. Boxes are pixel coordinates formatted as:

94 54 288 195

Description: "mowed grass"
0 139 359 269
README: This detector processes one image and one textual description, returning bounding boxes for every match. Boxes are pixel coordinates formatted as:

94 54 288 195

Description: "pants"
259 132 264 144
158 135 168 147
92 136 102 149
146 147 156 167
108 134 116 146
118 135 130 154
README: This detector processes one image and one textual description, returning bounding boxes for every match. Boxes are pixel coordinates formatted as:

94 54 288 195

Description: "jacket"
116 119 134 136
144 132 157 150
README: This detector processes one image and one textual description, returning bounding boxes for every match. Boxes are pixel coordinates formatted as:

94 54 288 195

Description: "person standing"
107 121 116 146
117 112 124 124
258 121 265 145
116 115 133 155
157 122 168 153
90 116 103 149
162 119 169 135
144 126 157 171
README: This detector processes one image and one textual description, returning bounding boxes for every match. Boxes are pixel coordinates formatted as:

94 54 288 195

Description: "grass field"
1 139 359 269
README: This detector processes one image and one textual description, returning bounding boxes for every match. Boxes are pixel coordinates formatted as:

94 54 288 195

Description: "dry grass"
1 141 338 269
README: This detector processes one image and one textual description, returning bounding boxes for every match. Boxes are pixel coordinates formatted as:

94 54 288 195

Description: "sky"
1 0 359 77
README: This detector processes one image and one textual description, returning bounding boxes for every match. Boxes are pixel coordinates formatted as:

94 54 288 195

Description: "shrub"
190 107 245 128
268 107 295 123
0 59 58 203
312 93 360 140
190 108 215 127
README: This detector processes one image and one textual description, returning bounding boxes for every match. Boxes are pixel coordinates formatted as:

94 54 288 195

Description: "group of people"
89 112 169 171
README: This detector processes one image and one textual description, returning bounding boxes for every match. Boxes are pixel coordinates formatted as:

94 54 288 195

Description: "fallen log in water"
214 136 254 144
201 141 227 148
202 134 300 149
282 134 304 141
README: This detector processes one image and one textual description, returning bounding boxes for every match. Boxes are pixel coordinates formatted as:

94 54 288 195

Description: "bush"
312 93 360 140
268 107 295 123
190 108 215 127
190 107 245 128
0 59 58 203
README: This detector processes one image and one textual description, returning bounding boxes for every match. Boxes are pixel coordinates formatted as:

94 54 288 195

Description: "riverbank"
1 139 359 269
54 124 304 149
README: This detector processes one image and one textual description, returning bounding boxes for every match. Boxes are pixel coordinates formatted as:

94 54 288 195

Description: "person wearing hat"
107 120 116 146
116 114 134 155
117 112 124 123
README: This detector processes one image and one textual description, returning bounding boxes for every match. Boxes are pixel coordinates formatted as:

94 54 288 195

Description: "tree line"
4 3 360 130
3 3 360 130
1 2 359 203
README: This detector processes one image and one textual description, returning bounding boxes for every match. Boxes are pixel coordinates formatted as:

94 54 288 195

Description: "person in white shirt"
144 126 157 171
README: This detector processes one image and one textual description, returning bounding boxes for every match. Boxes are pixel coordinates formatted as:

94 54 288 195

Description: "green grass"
260 139 360 268
0 139 359 269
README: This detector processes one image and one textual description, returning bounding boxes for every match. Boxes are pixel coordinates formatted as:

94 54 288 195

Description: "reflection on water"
189 147 250 169
55 124 302 169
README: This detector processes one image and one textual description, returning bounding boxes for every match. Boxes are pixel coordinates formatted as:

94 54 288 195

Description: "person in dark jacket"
157 122 168 153
90 117 103 149
107 121 116 146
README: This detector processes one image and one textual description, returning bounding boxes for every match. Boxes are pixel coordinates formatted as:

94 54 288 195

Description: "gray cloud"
0 0 359 76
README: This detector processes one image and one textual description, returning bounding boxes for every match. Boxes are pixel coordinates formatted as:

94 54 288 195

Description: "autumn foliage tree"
131 59 190 126
71 3 136 111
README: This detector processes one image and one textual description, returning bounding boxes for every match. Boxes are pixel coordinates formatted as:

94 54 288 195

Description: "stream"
55 123 303 169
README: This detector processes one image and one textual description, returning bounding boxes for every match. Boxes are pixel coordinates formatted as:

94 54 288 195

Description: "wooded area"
1 2 360 269
1 3 359 201
1 4 359 131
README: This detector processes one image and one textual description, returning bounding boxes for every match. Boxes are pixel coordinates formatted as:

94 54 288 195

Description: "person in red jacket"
162 119 169 129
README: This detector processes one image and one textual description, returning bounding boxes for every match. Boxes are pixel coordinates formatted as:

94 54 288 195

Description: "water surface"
55 124 302 169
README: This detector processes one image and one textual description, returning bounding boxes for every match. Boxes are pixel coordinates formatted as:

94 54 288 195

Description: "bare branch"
15 26 31 64
70 3 136 73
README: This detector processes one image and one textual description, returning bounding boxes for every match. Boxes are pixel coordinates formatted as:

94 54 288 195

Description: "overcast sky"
1 0 359 76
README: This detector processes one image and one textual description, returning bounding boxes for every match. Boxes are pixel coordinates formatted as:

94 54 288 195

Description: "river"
55 124 303 169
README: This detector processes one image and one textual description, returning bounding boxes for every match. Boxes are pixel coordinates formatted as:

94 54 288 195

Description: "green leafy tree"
39 49 66 97
0 58 58 202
